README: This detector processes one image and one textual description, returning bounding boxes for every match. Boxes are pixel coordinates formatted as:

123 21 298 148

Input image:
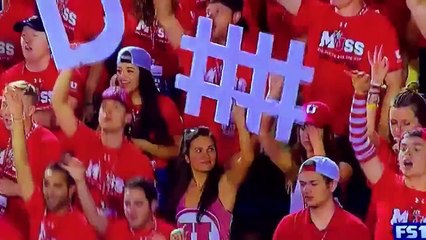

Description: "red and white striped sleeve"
349 93 377 163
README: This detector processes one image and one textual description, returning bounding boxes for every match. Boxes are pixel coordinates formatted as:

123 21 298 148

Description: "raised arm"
224 103 255 188
349 77 384 184
154 0 184 49
259 74 295 174
276 0 302 15
52 70 78 137
61 157 108 235
407 0 426 38
5 87 34 201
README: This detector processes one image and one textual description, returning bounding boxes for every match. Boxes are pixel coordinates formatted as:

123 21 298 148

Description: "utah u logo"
306 104 318 114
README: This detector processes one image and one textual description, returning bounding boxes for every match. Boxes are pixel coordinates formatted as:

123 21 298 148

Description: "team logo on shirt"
318 30 365 59
135 20 167 43
177 209 221 240
391 205 426 225
0 41 15 58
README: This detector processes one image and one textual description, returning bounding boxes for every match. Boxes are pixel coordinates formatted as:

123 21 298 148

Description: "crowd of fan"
0 0 426 239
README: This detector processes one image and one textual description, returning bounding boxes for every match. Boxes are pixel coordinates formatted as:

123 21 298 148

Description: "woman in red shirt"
114 46 183 211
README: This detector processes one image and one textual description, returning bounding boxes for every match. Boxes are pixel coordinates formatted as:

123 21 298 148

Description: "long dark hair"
163 127 224 222
129 67 174 146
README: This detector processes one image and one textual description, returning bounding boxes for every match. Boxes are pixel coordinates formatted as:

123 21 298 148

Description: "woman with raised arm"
166 103 254 240
350 49 426 240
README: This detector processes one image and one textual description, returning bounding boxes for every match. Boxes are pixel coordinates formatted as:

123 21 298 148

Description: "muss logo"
319 31 365 56
60 7 77 26
0 42 15 56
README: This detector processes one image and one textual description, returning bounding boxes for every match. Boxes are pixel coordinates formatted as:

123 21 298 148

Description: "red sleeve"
371 167 399 203
377 18 403 72
159 96 183 136
272 215 296 240
36 131 62 183
293 0 328 29
0 217 24 240
69 69 86 107
158 219 175 238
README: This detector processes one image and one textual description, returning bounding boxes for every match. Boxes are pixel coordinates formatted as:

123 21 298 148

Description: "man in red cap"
52 70 154 234
273 156 371 240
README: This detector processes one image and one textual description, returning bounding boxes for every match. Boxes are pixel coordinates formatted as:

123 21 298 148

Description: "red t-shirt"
273 204 370 240
106 218 174 240
56 0 109 94
69 122 154 218
177 35 256 165
25 188 97 240
122 12 179 79
377 136 398 172
132 95 183 169
373 169 426 240
0 60 85 110
0 0 35 75
0 216 24 240
267 0 305 60
297 0 402 135
0 125 61 238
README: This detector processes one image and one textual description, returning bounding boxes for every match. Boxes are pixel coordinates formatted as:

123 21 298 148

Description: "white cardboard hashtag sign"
176 17 314 142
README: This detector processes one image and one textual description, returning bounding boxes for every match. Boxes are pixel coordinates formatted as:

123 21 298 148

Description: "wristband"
12 115 24 122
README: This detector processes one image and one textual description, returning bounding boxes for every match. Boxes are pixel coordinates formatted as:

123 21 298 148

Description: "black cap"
14 15 45 33
209 0 243 12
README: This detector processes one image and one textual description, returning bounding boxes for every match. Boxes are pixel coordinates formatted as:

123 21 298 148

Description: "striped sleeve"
349 93 377 162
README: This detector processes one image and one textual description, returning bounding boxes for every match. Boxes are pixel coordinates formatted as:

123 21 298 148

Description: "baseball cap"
209 0 243 12
14 15 45 33
101 86 132 113
303 101 332 128
117 46 152 72
299 156 340 181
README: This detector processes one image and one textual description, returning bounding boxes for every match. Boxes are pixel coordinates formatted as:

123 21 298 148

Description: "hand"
305 125 325 155
3 86 24 119
300 126 314 154
345 70 370 95
267 74 284 99
232 100 246 128
368 45 389 86
170 228 185 240
60 156 86 183
82 104 95 124
0 178 20 197
150 232 167 240
110 74 119 87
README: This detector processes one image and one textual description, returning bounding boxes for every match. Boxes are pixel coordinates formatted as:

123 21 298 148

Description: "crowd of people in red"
0 0 426 239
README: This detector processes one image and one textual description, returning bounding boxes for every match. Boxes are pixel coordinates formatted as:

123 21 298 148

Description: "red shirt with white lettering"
0 60 85 110
69 122 154 218
373 169 426 240
177 35 256 165
122 12 180 79
132 95 183 169
25 188 97 240
0 0 35 75
56 0 109 93
0 216 24 240
297 0 402 135
106 218 174 240
273 204 370 240
0 125 61 238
